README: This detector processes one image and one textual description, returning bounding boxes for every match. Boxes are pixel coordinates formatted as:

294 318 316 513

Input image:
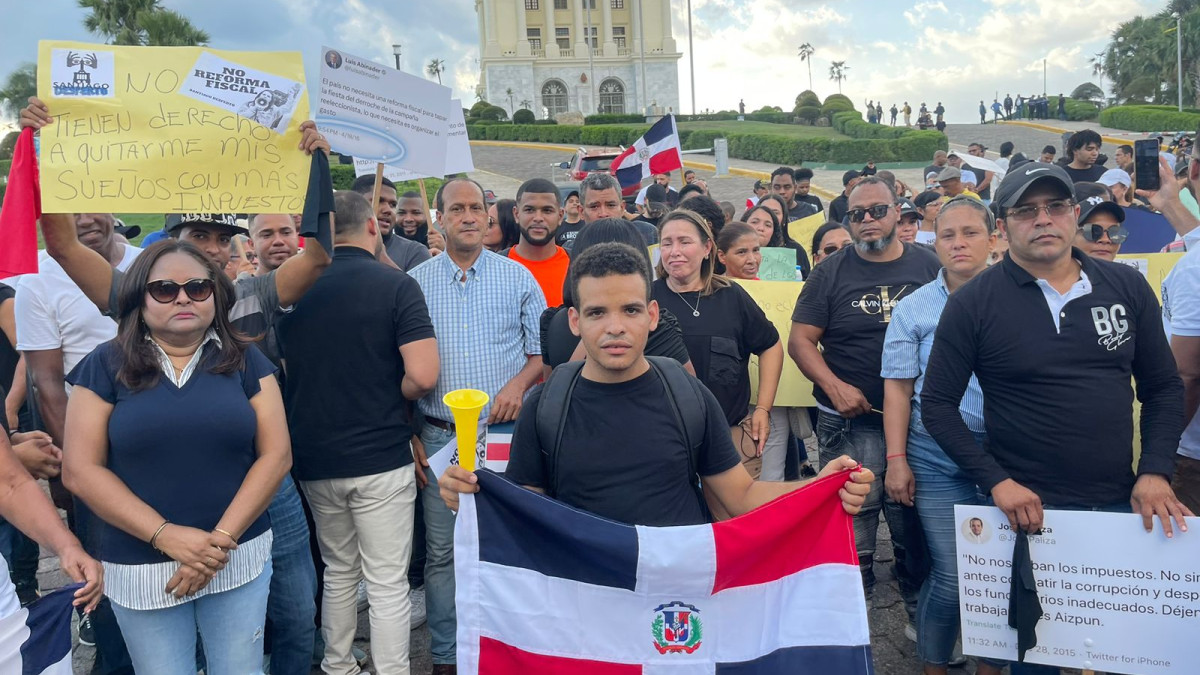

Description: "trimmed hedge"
466 117 947 163
673 112 795 124
512 109 536 124
584 113 645 125
795 105 821 123
1099 105 1200 133
1047 96 1099 122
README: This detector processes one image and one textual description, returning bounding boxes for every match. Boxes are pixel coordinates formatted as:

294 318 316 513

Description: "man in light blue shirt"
408 177 546 673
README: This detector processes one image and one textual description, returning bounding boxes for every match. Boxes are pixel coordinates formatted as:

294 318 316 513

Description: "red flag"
0 128 41 277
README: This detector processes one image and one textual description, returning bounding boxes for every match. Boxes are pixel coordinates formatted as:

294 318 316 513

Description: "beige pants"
302 466 417 675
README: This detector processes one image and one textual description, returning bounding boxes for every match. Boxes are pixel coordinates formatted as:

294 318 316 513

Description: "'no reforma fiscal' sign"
37 40 311 214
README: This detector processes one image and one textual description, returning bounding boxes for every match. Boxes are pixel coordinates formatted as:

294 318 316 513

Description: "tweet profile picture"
961 516 990 544
325 50 343 69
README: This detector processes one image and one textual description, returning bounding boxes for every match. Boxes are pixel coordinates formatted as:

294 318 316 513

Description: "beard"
521 225 557 246
853 225 896 253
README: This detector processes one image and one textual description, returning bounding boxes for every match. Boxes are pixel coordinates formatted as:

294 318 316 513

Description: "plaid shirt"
409 249 546 422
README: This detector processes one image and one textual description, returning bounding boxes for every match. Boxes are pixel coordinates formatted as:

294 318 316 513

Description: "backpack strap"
646 356 710 519
535 360 585 498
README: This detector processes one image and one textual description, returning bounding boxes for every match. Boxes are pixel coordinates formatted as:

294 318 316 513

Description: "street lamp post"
1173 12 1183 112
686 0 696 114
392 44 403 71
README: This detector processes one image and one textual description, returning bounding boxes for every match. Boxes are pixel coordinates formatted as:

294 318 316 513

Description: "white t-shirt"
16 245 142 386
1162 246 1200 459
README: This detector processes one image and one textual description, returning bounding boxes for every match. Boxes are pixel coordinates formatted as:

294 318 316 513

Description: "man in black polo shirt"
789 177 940 601
922 162 1189 545
770 167 820 222
278 190 440 674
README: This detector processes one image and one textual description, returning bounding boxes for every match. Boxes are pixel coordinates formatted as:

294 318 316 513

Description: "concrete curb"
998 120 1135 147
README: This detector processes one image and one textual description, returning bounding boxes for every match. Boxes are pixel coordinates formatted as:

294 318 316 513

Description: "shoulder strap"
535 360 585 498
646 356 709 519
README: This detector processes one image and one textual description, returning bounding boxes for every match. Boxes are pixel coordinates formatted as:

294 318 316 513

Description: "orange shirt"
507 245 570 307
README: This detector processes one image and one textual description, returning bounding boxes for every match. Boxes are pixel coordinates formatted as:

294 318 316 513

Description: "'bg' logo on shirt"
1091 304 1131 351
853 285 912 323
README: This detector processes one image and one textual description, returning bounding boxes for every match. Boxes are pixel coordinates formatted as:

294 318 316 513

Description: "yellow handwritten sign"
786 212 828 254
734 279 816 408
37 41 310 213
1114 252 1183 301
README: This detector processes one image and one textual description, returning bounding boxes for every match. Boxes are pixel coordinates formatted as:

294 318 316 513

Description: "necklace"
673 289 702 317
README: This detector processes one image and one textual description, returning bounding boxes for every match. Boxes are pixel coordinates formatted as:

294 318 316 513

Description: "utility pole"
393 44 403 71
1175 12 1184 112
687 0 696 114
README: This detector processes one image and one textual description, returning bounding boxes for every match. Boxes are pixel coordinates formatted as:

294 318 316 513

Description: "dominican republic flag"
454 469 874 674
0 583 80 674
0 128 41 278
483 423 513 473
611 115 683 189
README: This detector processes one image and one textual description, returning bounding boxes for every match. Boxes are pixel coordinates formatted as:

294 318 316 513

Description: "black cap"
842 169 860 186
164 213 245 235
563 189 580 205
1077 195 1125 225
113 219 141 240
897 197 918 218
993 163 1074 208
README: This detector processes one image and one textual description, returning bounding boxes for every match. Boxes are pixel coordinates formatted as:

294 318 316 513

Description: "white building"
476 0 681 118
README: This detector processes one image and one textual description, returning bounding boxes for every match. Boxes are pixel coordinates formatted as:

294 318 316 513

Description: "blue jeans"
908 430 1004 668
111 560 272 675
419 425 465 665
816 411 923 614
266 475 318 675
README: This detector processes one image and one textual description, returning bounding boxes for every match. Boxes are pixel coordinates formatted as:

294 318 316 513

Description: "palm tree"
505 87 515 114
0 63 36 120
78 0 208 45
1089 51 1107 101
828 61 848 94
797 42 815 91
426 58 445 85
519 98 532 110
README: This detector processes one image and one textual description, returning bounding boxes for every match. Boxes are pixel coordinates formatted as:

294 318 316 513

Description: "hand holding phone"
1134 138 1162 192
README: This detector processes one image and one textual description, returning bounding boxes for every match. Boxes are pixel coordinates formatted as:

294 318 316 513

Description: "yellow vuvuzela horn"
443 389 489 472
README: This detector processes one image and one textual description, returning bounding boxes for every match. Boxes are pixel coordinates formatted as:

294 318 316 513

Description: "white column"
600 0 615 55
573 0 586 53
543 0 557 56
482 0 499 55
659 0 675 51
515 0 530 56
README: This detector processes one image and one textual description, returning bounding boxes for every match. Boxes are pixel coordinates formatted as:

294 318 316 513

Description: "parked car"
557 147 640 198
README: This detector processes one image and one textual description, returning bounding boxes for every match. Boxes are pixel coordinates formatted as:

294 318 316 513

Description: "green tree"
828 61 848 94
0 63 36 120
426 58 445 85
797 42 815 92
1101 6 1200 107
1071 82 1105 102
0 131 19 160
79 0 209 46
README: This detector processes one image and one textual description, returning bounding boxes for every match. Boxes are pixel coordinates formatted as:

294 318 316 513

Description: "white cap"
1098 168 1132 188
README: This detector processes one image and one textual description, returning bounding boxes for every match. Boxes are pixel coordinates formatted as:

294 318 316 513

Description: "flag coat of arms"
454 469 874 674
0 583 79 674
610 115 683 189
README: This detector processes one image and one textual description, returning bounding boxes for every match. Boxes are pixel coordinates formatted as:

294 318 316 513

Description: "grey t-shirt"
383 233 431 272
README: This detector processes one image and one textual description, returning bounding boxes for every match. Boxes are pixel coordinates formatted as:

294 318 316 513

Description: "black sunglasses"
146 279 215 304
1078 223 1128 244
821 242 852 256
847 204 892 223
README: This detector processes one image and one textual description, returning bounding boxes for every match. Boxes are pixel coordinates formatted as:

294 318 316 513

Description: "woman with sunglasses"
810 221 853 266
880 196 1003 675
654 210 782 489
63 240 291 674
484 197 521 253
1074 197 1128 262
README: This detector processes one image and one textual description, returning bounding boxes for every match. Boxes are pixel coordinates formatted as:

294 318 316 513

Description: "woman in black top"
652 209 782 457
540 218 693 378
756 195 812 279
63 240 291 673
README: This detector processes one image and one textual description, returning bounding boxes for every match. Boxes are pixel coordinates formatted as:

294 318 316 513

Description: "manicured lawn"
678 120 850 139
116 214 165 246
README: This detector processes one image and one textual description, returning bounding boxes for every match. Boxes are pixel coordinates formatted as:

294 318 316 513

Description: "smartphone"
1134 138 1161 192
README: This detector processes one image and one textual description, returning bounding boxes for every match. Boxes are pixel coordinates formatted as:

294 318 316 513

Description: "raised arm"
274 121 334 306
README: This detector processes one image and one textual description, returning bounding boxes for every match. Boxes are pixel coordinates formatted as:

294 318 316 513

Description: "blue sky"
0 0 1170 125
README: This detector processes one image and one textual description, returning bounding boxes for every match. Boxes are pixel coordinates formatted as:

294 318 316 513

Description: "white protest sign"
352 98 473 181
956 504 1200 673
180 51 303 134
316 46 450 177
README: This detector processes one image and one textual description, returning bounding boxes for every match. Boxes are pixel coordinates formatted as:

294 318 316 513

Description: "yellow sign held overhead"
37 41 310 213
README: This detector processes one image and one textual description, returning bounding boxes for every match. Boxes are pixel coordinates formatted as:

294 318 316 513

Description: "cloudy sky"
0 0 1169 125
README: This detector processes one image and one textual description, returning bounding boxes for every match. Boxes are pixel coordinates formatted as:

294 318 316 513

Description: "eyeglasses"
146 279 215 304
1078 223 1128 244
1005 200 1075 223
821 242 852 256
847 204 893 223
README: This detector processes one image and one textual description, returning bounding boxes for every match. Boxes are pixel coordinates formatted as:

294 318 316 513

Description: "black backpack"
534 356 709 514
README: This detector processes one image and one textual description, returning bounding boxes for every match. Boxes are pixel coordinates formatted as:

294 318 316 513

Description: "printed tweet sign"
956 505 1200 673
316 46 451 178
352 98 475 181
37 41 310 213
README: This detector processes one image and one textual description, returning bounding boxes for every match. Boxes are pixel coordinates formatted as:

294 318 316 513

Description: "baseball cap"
897 197 918 219
563 189 580 205
842 170 860 186
1077 195 1125 225
164 213 246 235
113 218 141 240
1097 168 1132 188
935 166 962 182
993 162 1075 208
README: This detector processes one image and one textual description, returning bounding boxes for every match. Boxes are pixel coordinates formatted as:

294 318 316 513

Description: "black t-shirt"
539 306 691 369
652 280 779 425
1063 164 1106 183
556 220 585 249
960 162 992 200
828 194 850 225
791 243 940 411
796 193 824 214
0 284 17 392
787 201 820 222
278 247 436 481
504 368 741 526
